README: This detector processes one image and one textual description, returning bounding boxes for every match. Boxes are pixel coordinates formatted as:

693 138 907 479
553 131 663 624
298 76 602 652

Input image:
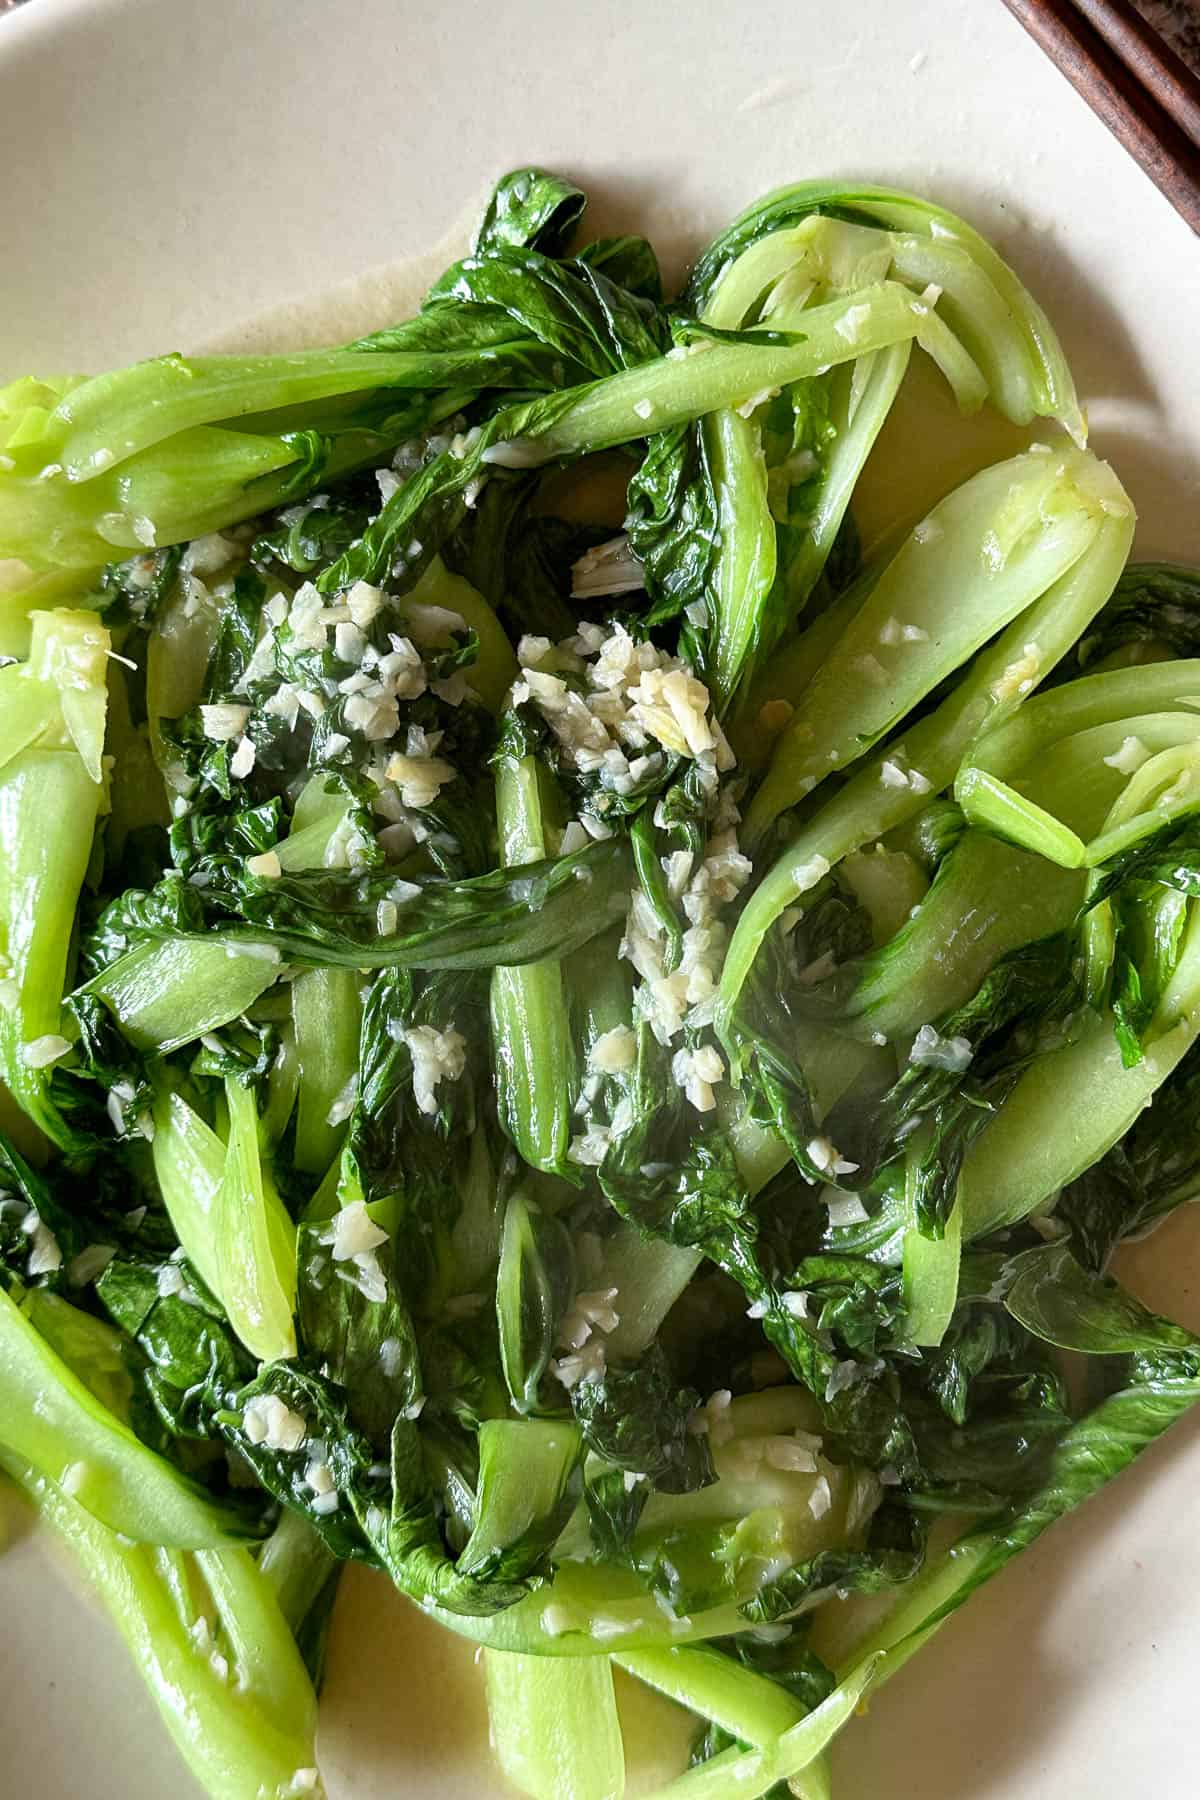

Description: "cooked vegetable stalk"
685 182 1084 439
256 1507 338 1643
291 968 362 1174
0 750 99 1145
150 1083 227 1297
485 1650 626 1800
0 1451 319 1800
843 831 1083 1041
0 346 486 566
616 1647 831 1800
718 452 1134 1032
691 211 917 709
957 660 1200 867
902 1169 963 1349
961 906 1200 1239
744 447 1122 845
0 609 112 1147
616 1645 806 1747
640 1662 877 1800
0 1285 256 1547
456 1418 583 1581
496 1186 574 1412
85 939 283 1052
839 694 1148 1040
216 1077 298 1363
491 738 576 1175
485 285 982 471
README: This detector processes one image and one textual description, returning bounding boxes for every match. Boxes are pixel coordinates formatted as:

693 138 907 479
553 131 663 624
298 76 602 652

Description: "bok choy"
2 166 1199 1800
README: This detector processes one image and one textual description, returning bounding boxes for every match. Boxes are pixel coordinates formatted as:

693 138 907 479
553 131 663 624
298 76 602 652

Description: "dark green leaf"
1004 1242 1197 1355
474 168 588 258
740 1500 925 1624
495 1189 575 1413
81 836 634 974
569 1344 713 1493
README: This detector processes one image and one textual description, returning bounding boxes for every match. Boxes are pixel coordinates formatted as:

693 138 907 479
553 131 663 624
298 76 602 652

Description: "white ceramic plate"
2 1 1200 1795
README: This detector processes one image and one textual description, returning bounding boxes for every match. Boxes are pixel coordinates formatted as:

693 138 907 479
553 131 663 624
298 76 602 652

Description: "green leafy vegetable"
4 164 1200 1800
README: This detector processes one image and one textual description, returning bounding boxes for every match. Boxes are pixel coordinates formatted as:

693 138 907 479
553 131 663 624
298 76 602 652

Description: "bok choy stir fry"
4 167 1200 1800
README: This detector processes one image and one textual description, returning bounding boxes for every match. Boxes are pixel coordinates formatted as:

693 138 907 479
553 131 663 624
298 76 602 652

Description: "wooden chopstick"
1001 0 1200 234
1073 0 1200 149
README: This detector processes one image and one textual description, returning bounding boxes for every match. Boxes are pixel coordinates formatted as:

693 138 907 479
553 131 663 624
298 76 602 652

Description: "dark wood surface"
1003 0 1200 231
1078 0 1200 143
1132 2 1200 78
